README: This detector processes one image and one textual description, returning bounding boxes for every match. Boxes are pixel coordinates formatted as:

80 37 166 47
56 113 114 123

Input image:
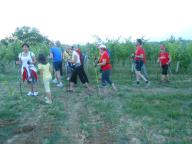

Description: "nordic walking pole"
128 53 134 81
168 64 172 81
93 61 101 97
15 58 23 97
156 63 160 81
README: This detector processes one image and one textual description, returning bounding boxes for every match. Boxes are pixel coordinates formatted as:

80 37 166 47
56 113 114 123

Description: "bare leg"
69 82 74 91
56 70 61 83
136 71 147 82
46 92 52 101
29 83 33 92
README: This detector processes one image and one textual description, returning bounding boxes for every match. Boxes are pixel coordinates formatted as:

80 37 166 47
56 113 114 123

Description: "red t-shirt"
134 46 145 62
99 51 112 71
159 52 169 65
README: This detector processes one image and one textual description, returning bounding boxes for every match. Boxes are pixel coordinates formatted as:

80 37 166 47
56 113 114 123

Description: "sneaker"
112 83 117 91
145 81 150 88
165 80 170 83
27 91 33 96
52 78 58 84
57 82 63 88
45 99 52 104
33 92 38 96
44 97 48 101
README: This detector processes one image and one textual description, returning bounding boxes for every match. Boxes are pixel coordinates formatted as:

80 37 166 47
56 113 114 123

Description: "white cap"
98 44 106 49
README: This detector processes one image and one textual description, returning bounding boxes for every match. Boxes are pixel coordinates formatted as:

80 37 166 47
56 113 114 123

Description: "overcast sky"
0 0 191 44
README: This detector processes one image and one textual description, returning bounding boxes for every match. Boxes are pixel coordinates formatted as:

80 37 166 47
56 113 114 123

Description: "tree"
12 26 50 45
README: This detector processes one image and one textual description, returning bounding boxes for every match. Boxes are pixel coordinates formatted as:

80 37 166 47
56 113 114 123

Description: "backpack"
106 49 111 58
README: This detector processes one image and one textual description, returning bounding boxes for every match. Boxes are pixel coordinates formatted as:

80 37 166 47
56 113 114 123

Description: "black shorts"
161 64 168 75
135 60 143 71
53 61 62 71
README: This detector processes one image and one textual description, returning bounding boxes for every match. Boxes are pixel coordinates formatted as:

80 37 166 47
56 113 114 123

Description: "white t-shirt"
18 51 35 67
72 50 81 65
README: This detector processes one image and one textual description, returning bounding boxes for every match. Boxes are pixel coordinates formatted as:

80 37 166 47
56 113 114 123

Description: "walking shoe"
45 99 52 104
66 77 70 81
145 81 150 88
112 83 117 91
52 78 58 84
27 91 33 96
57 82 63 88
165 80 170 83
33 92 38 96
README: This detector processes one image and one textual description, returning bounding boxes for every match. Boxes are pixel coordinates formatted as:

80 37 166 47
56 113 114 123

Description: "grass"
0 63 192 143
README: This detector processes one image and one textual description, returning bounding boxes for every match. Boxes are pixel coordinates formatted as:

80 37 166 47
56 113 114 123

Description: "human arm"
69 54 77 64
97 59 106 66
135 54 144 59
167 54 171 65
16 54 22 65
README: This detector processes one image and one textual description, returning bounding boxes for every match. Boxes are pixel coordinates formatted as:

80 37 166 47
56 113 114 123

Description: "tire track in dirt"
55 88 88 144
4 105 44 144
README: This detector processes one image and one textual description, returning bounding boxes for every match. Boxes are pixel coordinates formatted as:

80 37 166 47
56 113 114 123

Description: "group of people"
16 42 117 104
132 39 171 87
16 39 171 104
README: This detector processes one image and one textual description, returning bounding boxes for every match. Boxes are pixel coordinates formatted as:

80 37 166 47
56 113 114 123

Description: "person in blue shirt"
50 42 63 87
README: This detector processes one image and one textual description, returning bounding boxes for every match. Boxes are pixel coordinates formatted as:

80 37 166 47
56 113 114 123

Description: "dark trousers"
101 70 112 86
161 64 168 75
70 65 89 84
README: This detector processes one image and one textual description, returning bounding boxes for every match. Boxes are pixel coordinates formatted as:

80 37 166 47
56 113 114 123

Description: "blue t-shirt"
50 47 62 62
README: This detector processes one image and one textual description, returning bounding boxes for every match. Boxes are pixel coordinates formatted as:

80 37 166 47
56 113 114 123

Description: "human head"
136 39 143 46
38 54 47 65
68 46 75 53
55 41 61 47
160 44 166 52
76 48 81 53
98 44 107 53
22 43 30 52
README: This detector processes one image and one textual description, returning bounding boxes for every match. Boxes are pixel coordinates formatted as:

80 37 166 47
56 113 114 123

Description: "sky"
0 0 191 44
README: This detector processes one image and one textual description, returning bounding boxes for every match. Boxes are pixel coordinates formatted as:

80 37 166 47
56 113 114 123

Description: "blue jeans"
101 70 112 86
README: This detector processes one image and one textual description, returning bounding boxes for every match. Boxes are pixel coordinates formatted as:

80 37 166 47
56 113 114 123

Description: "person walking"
68 46 90 92
157 45 171 82
96 44 117 91
134 39 150 87
76 47 89 83
38 54 52 104
50 42 63 87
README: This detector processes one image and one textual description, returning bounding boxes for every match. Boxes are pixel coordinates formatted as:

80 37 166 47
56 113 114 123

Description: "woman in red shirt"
134 39 150 87
157 45 171 82
96 44 117 91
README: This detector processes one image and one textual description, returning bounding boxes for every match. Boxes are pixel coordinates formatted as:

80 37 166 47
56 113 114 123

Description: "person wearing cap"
134 39 150 87
96 44 117 91
157 45 171 82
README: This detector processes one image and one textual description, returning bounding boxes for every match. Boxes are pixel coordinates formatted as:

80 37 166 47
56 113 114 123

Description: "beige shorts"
43 78 51 92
